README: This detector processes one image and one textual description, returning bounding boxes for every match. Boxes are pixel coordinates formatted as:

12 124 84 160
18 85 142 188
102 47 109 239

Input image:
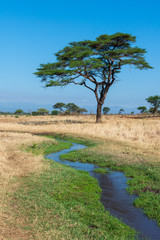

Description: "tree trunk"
96 102 102 123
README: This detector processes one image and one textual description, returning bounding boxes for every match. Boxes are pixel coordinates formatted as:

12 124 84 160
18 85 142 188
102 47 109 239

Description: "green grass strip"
11 137 137 240
94 168 108 174
25 138 73 155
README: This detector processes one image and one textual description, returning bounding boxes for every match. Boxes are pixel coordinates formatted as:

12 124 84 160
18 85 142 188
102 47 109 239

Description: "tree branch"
73 81 95 92
94 84 99 103
78 71 96 84
110 59 121 85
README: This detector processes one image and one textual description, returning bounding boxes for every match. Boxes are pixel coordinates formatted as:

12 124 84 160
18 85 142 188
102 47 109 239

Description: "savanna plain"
0 114 160 239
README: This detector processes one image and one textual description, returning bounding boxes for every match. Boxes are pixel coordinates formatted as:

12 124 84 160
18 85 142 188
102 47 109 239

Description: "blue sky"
0 0 160 113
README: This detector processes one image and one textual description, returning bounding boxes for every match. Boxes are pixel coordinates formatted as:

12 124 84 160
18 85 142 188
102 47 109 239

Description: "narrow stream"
46 142 160 240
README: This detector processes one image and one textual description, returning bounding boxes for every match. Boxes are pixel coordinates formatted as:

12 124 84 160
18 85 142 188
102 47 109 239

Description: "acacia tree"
14 109 24 115
53 102 66 112
103 107 110 114
35 33 152 123
37 108 49 115
65 103 79 113
53 102 87 114
77 108 88 114
137 106 147 113
146 95 160 114
118 108 124 115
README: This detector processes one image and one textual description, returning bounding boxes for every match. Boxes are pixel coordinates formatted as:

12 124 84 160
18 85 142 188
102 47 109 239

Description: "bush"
51 110 59 115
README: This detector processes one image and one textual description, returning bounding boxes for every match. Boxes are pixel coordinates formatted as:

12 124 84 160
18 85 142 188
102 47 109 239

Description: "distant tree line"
0 95 159 116
0 103 88 116
32 108 50 116
52 102 87 115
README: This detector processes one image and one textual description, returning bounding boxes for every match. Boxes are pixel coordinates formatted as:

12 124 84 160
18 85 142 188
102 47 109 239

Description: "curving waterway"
46 142 160 240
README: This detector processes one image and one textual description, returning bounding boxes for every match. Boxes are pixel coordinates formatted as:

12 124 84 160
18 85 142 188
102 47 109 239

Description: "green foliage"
103 107 110 114
35 33 152 122
137 106 147 113
149 108 156 113
118 109 124 115
53 102 87 114
31 111 39 116
51 110 59 115
32 108 49 116
37 108 49 115
53 102 66 112
77 107 88 114
35 33 152 87
146 95 160 113
65 103 79 113
14 109 24 115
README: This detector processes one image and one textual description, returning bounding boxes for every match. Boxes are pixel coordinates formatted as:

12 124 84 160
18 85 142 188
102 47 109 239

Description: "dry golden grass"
0 114 159 148
0 131 51 179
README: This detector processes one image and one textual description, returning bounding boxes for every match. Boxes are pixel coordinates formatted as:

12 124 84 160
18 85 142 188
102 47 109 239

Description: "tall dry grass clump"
0 132 50 179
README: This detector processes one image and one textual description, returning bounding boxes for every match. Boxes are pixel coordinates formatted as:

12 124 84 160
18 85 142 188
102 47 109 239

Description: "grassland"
0 114 159 239
0 114 159 148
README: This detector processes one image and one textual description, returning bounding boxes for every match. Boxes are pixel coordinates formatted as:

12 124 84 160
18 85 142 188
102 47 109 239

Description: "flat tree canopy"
53 102 66 112
146 95 160 114
14 109 24 115
35 33 152 123
37 108 49 115
103 107 110 115
52 102 87 114
137 106 147 113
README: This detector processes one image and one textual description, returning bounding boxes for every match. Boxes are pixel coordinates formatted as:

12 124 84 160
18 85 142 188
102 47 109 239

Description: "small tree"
14 109 24 115
103 107 110 115
37 108 49 115
53 102 66 112
145 95 160 114
35 33 152 123
118 108 124 115
32 111 39 116
137 106 147 114
65 103 79 113
51 110 59 115
77 108 88 114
